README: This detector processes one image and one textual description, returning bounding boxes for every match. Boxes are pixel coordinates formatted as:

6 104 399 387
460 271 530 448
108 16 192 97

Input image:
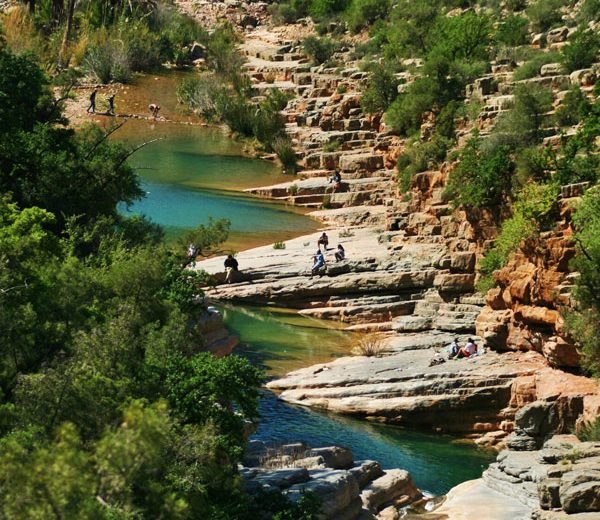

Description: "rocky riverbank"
242 442 422 519
183 1 600 517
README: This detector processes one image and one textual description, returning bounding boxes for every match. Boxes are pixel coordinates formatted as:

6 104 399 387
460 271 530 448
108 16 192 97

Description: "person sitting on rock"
310 250 326 277
448 338 460 359
457 338 477 358
328 170 342 193
224 254 239 284
317 232 329 250
334 244 345 262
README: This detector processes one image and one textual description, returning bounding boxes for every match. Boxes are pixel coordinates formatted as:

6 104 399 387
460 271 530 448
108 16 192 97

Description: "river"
116 71 494 497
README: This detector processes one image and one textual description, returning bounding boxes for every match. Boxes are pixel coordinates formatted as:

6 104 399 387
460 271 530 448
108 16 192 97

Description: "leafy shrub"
303 36 337 64
309 0 351 20
489 84 553 149
526 0 564 33
273 241 286 249
555 86 591 127
578 417 600 441
577 0 600 24
361 63 400 114
495 14 530 47
477 182 558 292
565 186 600 376
513 50 560 80
397 134 451 192
560 30 600 73
84 29 131 83
444 135 514 208
272 138 298 173
385 76 439 135
177 74 228 121
323 140 341 152
346 0 390 32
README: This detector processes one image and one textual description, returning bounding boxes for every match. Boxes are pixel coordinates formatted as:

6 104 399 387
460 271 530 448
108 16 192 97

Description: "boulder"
286 469 360 518
546 27 569 44
349 460 384 488
338 153 384 173
560 470 600 513
307 446 354 470
360 470 421 512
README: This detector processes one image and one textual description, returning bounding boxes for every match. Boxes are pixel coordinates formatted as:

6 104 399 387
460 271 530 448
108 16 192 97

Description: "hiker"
317 232 329 250
149 103 161 118
334 244 345 262
107 94 115 115
329 170 342 193
87 88 98 114
457 338 477 358
448 338 460 359
224 254 239 284
310 250 326 277
186 243 197 267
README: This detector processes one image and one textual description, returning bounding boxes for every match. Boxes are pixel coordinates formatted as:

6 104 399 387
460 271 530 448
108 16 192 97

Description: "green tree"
560 29 600 73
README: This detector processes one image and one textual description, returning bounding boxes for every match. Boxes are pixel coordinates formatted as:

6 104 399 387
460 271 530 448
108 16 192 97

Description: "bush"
489 84 553 149
272 138 298 173
84 29 131 83
577 0 600 24
565 187 600 377
578 416 600 441
352 333 386 357
495 15 529 47
303 36 337 64
310 0 351 20
555 86 591 127
560 29 600 73
385 77 438 135
177 74 228 122
444 135 514 208
513 50 560 81
346 0 390 32
273 241 286 249
361 63 400 114
477 182 558 292
526 0 563 33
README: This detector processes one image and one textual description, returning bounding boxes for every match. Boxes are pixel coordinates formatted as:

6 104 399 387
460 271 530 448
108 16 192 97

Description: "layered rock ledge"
266 346 597 443
242 442 422 519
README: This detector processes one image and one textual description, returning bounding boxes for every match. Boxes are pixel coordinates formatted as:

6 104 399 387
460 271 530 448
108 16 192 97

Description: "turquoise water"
116 119 318 249
222 305 495 496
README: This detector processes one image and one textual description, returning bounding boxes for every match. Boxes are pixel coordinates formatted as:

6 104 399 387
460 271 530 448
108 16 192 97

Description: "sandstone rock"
360 469 421 513
560 470 600 513
546 27 569 44
433 273 475 292
338 153 384 173
349 460 384 488
307 446 354 470
286 469 360 518
542 337 580 368
540 63 563 77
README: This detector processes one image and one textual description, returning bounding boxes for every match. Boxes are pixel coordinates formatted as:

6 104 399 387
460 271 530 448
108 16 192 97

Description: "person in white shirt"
458 338 477 358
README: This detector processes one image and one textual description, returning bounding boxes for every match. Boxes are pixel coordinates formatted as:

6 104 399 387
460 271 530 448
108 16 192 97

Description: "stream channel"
115 72 494 496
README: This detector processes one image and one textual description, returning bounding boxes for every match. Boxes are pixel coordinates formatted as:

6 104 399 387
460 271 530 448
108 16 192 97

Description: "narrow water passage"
223 306 495 496
113 75 494 496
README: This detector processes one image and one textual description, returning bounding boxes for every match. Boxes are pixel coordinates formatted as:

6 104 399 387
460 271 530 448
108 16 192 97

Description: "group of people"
448 338 478 359
310 232 346 277
86 88 161 119
86 88 115 115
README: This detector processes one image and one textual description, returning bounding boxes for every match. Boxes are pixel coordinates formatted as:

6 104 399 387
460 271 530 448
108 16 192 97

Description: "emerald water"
223 306 495 496
114 73 318 250
112 71 494 497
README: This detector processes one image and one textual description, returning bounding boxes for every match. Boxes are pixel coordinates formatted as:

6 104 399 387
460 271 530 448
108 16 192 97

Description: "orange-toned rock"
433 273 475 292
485 287 506 310
476 308 511 349
542 336 580 367
514 305 559 326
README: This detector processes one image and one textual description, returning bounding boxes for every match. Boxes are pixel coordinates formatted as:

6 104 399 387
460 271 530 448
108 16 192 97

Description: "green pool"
223 305 495 496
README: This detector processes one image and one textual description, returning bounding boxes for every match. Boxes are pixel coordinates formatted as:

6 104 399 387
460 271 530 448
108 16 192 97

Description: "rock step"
299 300 416 323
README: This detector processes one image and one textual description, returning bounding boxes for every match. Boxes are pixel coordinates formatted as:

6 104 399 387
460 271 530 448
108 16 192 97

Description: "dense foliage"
4 0 204 79
176 26 297 171
0 45 324 518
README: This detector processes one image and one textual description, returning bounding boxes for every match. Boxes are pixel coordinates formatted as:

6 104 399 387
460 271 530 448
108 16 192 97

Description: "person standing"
87 88 98 114
224 254 239 283
107 94 115 115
